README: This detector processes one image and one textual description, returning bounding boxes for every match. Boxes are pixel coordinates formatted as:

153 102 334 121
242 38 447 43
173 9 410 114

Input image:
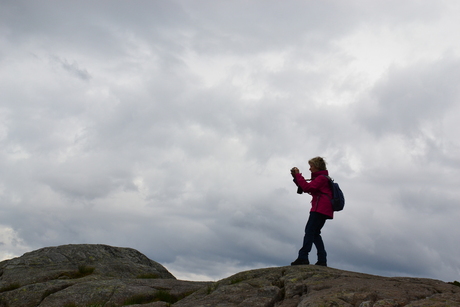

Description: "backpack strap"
320 175 333 198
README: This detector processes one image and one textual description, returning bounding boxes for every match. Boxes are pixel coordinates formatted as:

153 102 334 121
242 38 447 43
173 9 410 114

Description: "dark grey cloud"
357 56 460 137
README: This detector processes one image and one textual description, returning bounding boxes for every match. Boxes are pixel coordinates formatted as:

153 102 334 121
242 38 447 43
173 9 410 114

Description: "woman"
290 156 333 266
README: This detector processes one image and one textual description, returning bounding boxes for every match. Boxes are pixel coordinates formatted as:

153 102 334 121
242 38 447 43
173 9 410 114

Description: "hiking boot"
315 261 327 267
291 258 309 266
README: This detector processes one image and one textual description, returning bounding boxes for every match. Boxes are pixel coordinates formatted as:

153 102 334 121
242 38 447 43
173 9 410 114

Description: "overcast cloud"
1 0 460 282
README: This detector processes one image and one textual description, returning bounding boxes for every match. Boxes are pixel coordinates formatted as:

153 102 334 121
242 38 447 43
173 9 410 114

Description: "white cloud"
0 225 30 261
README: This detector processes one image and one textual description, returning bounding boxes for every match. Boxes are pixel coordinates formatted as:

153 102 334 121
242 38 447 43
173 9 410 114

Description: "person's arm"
291 167 309 193
293 172 309 192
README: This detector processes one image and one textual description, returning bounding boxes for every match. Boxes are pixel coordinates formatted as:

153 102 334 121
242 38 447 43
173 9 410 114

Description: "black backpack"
322 175 345 212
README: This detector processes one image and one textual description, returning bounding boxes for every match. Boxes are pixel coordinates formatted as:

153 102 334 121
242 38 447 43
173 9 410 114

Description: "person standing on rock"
290 156 333 266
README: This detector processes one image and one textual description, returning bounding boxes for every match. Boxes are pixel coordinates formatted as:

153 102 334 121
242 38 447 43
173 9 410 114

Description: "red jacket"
293 170 334 219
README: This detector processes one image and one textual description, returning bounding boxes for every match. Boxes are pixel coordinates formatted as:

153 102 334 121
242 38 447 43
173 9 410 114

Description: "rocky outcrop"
0 244 209 307
175 266 460 307
1 244 174 284
1 244 459 307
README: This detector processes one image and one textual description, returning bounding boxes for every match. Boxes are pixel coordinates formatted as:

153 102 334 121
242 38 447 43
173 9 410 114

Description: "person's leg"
292 212 324 265
312 216 327 265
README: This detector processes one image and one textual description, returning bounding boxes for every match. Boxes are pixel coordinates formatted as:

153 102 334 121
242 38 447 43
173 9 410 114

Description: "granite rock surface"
1 244 459 307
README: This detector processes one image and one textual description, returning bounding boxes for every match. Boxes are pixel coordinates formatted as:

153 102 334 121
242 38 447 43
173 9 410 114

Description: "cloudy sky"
1 0 460 282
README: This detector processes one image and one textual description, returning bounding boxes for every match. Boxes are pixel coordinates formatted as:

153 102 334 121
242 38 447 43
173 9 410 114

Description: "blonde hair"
308 156 327 171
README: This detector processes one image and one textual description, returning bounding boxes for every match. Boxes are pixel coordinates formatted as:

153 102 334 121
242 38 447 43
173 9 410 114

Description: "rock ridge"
1 244 459 307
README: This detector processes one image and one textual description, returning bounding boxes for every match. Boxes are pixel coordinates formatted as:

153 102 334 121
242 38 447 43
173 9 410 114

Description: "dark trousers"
298 212 327 263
